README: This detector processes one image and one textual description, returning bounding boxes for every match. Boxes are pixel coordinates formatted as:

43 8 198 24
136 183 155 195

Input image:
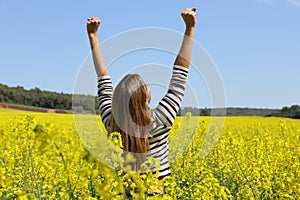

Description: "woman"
87 7 196 187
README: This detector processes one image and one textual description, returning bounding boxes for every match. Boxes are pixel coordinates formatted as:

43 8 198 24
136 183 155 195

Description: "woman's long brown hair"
110 74 152 171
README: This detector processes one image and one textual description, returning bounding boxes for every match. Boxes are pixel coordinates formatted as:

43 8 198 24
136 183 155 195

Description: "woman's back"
98 65 189 178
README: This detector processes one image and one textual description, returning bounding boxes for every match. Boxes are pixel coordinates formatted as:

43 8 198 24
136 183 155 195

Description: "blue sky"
0 0 299 109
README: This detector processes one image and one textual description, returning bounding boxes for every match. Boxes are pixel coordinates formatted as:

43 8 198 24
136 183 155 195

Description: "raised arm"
87 17 112 131
174 8 197 68
154 8 197 127
87 16 108 77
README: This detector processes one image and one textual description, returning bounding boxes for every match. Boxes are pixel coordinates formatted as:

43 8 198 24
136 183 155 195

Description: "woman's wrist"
88 32 98 39
185 26 195 31
184 26 195 38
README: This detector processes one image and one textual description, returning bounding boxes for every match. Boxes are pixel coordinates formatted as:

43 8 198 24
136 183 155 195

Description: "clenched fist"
181 8 197 28
86 16 101 36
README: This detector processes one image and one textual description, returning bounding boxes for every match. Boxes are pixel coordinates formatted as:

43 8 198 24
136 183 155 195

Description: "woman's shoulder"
149 109 170 130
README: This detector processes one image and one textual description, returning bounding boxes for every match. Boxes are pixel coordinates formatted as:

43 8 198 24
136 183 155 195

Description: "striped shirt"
97 65 189 178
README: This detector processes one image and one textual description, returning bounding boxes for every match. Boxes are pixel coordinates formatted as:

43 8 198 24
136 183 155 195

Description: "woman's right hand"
181 8 197 28
87 16 101 36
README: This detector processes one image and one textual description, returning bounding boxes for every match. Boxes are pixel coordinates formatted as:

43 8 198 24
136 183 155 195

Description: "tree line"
179 106 300 119
272 105 300 119
0 83 299 118
0 84 71 110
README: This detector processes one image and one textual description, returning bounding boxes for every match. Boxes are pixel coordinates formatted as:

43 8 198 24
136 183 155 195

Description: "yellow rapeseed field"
0 108 299 199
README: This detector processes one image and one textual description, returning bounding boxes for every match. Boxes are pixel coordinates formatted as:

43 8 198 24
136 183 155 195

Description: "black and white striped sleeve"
97 76 113 132
155 65 189 127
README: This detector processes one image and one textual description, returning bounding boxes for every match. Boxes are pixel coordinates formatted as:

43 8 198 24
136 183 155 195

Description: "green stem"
233 151 257 199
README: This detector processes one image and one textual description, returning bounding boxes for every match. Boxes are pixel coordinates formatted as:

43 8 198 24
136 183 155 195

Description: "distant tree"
201 108 210 116
290 105 300 119
277 105 300 119
295 111 300 119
